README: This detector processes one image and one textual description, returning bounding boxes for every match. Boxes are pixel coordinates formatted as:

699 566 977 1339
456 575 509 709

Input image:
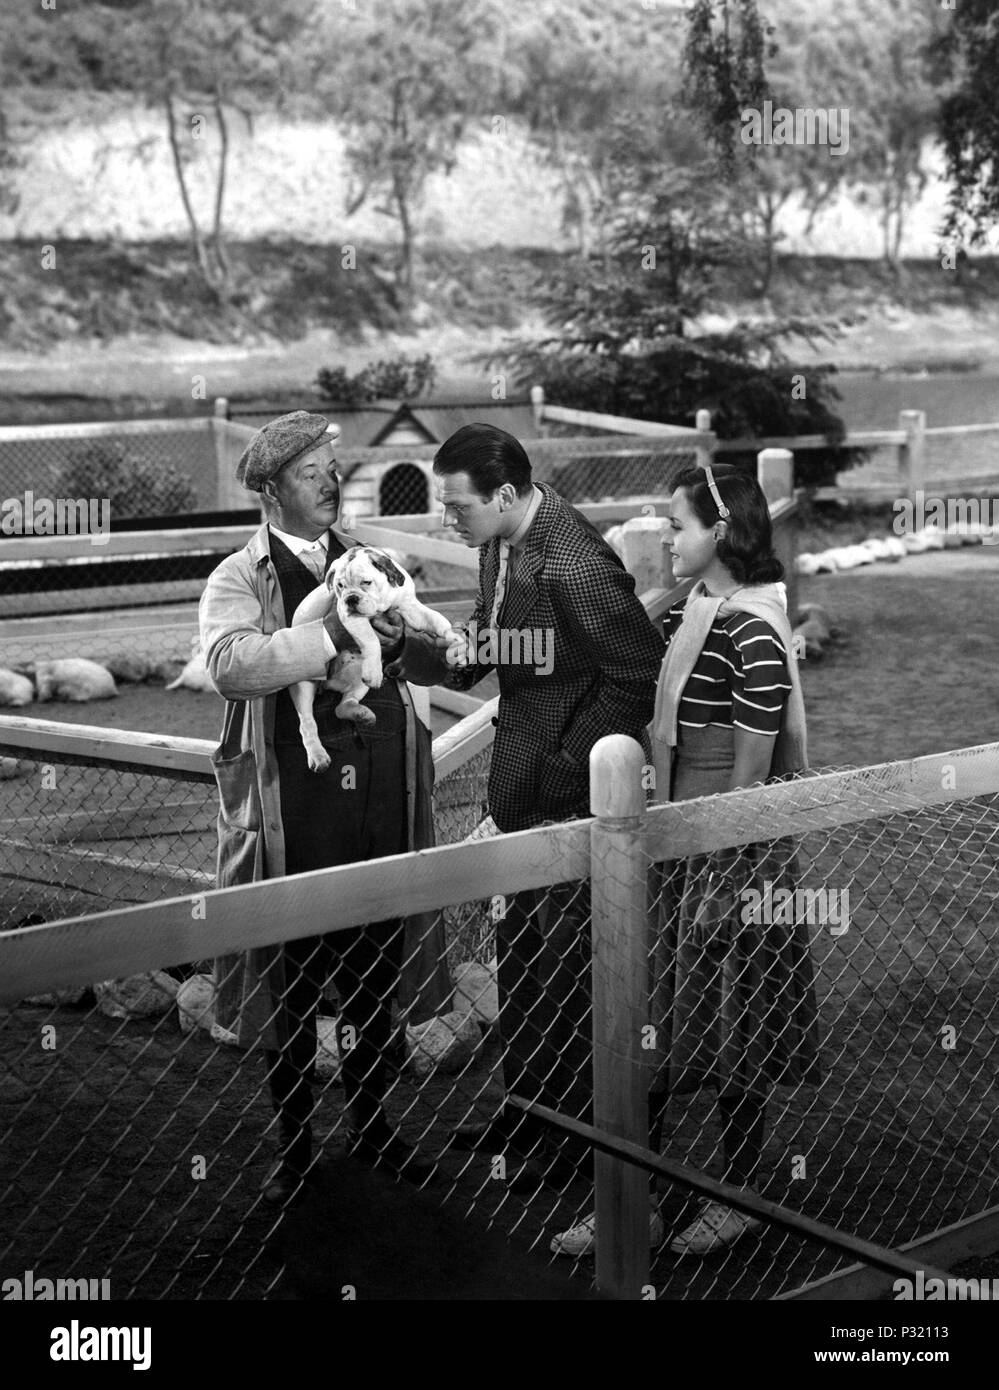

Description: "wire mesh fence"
2 731 997 1300
0 421 223 519
642 754 999 1298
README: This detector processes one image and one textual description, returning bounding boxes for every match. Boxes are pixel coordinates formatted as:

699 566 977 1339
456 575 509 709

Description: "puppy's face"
328 546 407 618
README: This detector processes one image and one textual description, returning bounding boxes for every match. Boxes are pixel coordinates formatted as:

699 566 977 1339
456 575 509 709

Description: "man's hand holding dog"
371 612 405 658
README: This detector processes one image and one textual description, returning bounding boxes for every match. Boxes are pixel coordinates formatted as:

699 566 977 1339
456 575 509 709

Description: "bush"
522 344 865 490
315 353 436 405
55 441 198 518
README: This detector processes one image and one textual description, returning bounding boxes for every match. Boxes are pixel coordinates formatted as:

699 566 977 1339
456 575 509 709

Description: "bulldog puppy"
290 545 465 772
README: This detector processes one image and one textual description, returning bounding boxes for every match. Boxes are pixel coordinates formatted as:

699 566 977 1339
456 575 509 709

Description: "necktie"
300 541 327 582
489 540 514 632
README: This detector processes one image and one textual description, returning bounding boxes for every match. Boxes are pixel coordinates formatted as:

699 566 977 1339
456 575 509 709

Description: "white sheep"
0 668 34 707
33 659 117 703
166 638 218 694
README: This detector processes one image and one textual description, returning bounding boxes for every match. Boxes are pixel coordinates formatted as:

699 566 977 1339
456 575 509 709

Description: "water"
834 371 999 432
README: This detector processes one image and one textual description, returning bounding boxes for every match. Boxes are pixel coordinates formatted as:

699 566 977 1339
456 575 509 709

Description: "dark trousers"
496 879 593 1168
268 722 408 1173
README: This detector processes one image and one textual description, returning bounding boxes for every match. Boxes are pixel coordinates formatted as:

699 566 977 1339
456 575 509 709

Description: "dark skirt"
650 723 822 1099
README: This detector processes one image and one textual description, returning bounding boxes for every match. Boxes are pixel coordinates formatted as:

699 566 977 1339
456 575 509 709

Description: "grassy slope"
4 241 999 424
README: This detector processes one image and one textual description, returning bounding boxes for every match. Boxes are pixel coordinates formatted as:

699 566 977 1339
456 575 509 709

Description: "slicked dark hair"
433 423 533 498
672 464 784 585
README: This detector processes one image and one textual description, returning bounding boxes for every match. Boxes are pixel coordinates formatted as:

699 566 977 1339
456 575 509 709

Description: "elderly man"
388 423 665 1190
201 410 450 1205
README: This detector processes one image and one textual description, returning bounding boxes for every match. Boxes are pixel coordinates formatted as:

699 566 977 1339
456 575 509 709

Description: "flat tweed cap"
235 410 340 492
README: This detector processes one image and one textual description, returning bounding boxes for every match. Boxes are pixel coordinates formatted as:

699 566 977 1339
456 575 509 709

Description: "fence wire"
1 735 996 1300
641 769 999 1299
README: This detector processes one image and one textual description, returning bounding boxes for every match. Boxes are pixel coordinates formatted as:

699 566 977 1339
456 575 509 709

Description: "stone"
406 1010 482 1078
0 669 34 707
176 973 216 1034
452 960 499 1028
33 659 117 703
794 603 832 643
0 757 32 779
22 986 92 1008
315 1016 341 1078
94 970 178 1020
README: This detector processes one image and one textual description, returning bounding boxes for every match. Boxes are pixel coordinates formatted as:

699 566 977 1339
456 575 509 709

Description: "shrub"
315 353 436 405
55 441 198 518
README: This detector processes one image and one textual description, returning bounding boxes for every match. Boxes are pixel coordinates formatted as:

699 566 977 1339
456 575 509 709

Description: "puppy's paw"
307 745 332 773
337 698 376 726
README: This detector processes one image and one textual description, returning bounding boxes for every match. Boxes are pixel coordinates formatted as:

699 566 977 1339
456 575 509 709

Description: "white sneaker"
669 1199 764 1256
550 1205 665 1259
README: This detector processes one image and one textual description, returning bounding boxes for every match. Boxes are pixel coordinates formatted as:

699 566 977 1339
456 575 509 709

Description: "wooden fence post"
590 734 651 1300
899 409 926 506
530 384 546 433
695 408 713 471
758 448 798 618
757 446 793 507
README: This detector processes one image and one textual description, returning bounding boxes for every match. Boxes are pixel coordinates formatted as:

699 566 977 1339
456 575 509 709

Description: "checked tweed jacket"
419 482 665 832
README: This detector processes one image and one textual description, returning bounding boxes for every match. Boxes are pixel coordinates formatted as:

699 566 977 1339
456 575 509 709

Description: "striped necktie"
489 539 515 631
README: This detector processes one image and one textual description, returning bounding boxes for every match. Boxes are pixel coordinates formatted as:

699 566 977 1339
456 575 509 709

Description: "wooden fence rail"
2 730 997 1296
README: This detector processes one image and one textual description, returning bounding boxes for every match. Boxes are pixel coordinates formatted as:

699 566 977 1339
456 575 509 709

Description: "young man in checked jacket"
389 423 665 1189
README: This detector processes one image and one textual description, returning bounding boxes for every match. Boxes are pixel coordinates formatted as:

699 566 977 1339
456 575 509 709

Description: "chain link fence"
1 719 997 1299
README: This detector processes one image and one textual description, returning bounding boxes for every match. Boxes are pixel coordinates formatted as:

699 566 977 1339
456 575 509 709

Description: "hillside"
2 241 999 424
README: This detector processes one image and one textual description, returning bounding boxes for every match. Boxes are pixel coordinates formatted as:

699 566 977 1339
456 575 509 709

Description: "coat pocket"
211 746 262 832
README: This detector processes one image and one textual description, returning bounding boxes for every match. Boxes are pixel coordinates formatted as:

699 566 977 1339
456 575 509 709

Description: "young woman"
552 462 821 1261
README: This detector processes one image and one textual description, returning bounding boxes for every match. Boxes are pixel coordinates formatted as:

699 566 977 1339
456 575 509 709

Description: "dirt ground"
796 547 999 770
2 549 997 1301
11 545 996 768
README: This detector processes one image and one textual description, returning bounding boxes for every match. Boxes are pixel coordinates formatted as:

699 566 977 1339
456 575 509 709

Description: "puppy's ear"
369 549 406 587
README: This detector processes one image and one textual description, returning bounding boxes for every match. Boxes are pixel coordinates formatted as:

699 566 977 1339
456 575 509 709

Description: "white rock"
210 1021 240 1048
406 1009 481 1078
858 537 891 560
0 756 32 778
315 1016 341 1078
795 604 832 643
176 973 216 1034
103 653 155 683
902 531 928 552
22 986 92 1007
33 659 117 703
0 669 34 707
827 546 860 570
166 642 217 693
453 960 499 1028
95 970 178 1020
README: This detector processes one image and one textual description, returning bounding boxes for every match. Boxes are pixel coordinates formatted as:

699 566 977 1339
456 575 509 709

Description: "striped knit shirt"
663 603 791 737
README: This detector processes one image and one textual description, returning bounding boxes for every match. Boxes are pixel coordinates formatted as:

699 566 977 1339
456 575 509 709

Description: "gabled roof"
231 397 540 449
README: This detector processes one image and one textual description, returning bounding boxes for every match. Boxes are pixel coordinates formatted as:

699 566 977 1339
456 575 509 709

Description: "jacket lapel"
498 487 556 632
